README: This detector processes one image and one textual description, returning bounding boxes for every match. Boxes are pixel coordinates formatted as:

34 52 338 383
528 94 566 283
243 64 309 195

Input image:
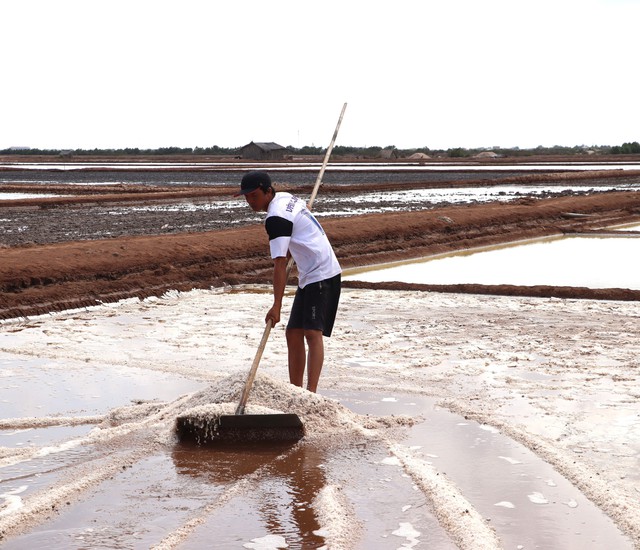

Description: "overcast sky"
2 0 639 151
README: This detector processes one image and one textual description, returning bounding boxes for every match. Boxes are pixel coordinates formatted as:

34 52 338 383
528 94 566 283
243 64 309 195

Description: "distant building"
379 147 399 159
240 141 290 160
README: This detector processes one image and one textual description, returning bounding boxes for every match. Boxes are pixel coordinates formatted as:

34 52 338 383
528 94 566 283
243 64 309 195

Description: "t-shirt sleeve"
265 216 293 240
265 215 293 259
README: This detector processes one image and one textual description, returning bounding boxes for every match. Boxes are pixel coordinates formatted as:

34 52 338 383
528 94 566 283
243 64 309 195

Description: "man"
237 170 341 393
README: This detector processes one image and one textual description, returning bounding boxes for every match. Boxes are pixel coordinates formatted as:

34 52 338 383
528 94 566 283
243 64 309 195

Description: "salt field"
1 162 640 547
1 288 639 548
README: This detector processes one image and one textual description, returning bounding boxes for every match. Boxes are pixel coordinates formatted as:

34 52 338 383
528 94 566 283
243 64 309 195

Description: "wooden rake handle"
235 318 273 415
234 256 296 415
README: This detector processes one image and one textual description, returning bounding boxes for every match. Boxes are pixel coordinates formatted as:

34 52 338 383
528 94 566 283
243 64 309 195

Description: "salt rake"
176 319 305 444
176 103 347 445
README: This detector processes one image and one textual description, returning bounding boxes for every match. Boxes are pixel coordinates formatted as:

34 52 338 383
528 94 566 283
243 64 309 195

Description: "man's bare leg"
304 329 324 393
286 328 306 387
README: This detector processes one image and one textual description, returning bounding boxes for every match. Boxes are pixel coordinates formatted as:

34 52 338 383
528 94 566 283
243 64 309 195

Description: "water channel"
344 225 640 290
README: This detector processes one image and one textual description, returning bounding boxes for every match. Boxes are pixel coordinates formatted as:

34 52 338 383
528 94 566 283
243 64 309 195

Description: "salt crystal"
494 501 515 508
243 534 288 549
528 492 549 504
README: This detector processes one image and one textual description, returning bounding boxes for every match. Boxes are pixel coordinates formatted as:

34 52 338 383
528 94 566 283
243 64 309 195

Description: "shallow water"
2 389 631 549
615 223 640 231
0 193 66 200
0 351 204 422
337 390 633 549
344 234 640 290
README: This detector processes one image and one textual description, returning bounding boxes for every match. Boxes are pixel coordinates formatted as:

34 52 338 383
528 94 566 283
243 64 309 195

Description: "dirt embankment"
2 191 640 320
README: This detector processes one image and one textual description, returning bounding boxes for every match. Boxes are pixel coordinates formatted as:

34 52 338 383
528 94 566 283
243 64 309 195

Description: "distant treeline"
2 142 639 157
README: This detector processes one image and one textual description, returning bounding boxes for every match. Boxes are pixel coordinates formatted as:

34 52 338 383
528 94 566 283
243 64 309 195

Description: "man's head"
237 171 272 196
237 170 274 212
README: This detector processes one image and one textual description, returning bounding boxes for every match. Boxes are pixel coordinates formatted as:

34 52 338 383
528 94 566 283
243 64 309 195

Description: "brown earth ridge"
2 177 640 320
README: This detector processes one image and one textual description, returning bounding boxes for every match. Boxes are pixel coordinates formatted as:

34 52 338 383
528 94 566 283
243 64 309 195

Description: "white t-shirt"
265 192 341 288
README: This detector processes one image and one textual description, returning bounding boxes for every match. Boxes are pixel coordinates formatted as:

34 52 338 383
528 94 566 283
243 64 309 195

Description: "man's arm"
265 256 289 326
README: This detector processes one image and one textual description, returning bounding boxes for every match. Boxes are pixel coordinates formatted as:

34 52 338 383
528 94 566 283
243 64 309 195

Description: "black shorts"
287 273 341 337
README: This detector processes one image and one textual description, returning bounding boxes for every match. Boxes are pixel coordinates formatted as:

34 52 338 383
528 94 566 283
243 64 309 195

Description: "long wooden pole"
307 102 348 211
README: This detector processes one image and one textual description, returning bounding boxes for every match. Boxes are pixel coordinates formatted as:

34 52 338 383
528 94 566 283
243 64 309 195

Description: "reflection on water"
344 235 640 290
172 441 326 548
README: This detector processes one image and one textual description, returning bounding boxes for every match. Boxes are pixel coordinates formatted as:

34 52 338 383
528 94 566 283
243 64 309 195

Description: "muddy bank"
2 191 640 319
